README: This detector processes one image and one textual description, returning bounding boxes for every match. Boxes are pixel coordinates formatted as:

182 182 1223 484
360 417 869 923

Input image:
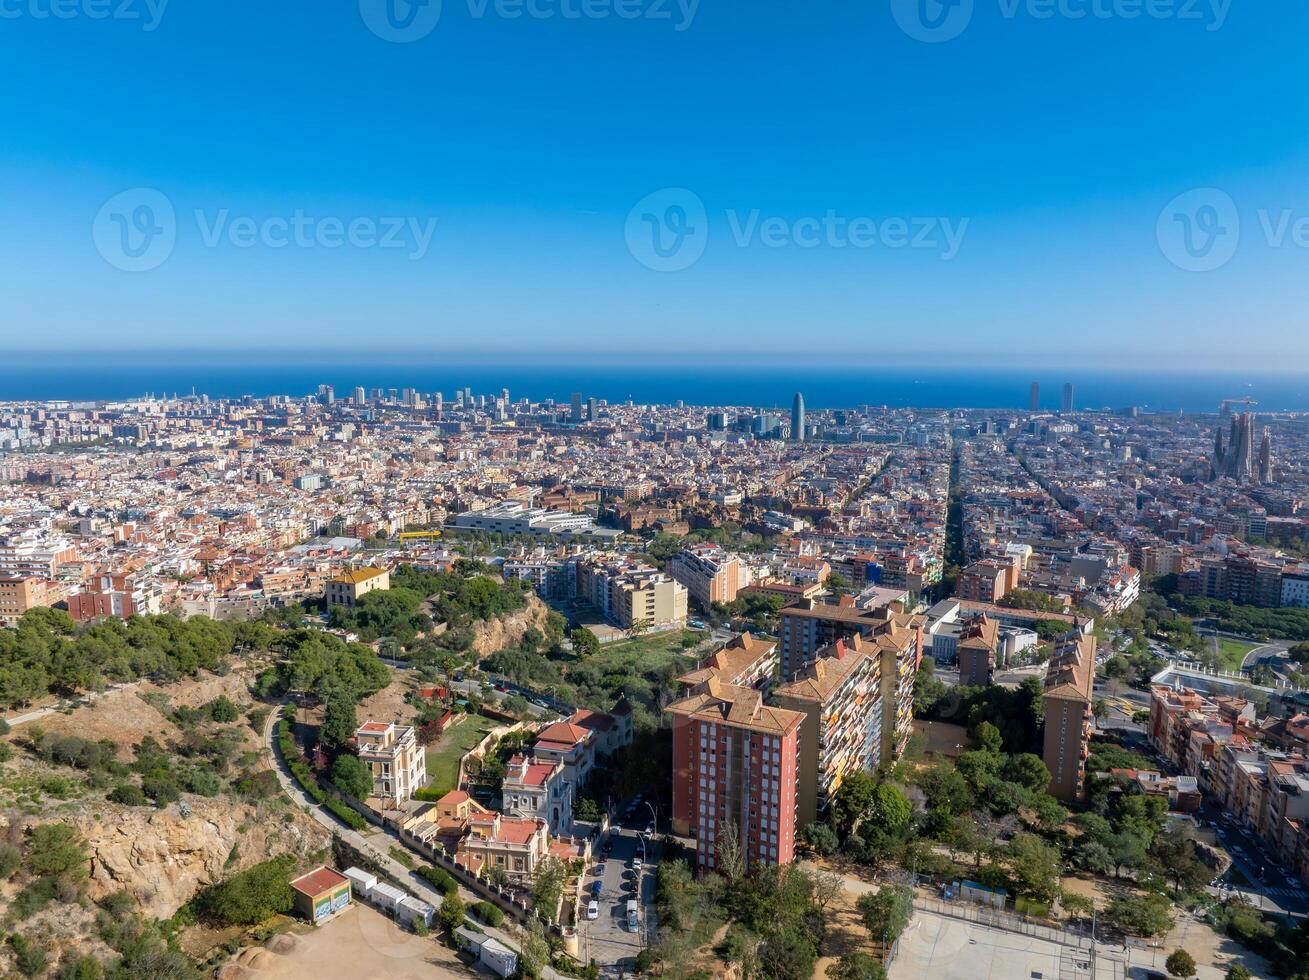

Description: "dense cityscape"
1 380 1308 979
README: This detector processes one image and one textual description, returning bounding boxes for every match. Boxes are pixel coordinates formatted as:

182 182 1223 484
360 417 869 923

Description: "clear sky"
2 0 1308 366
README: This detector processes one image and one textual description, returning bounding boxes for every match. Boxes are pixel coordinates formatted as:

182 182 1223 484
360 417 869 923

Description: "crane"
1220 397 1259 414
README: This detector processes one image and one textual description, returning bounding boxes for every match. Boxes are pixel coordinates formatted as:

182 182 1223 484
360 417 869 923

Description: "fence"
912 895 1094 951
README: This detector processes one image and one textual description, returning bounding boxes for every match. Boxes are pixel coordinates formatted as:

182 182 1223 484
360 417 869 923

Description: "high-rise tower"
1029 381 1040 412
792 392 806 442
1061 383 1074 414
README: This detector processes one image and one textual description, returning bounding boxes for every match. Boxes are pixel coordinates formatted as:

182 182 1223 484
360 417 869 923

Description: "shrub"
417 865 459 895
142 776 181 806
471 901 504 926
26 823 88 879
201 855 295 926
323 798 367 830
7 935 48 977
109 783 147 806
206 696 240 723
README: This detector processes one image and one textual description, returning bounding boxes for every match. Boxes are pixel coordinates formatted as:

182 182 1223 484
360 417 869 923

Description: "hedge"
471 900 504 927
417 864 459 895
277 717 367 830
324 797 368 831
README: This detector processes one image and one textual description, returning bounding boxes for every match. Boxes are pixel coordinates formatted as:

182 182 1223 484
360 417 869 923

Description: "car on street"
587 900 599 920
590 880 603 897
631 857 642 871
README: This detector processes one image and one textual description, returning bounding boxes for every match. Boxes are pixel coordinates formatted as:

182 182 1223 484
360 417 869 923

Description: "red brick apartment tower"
669 677 802 871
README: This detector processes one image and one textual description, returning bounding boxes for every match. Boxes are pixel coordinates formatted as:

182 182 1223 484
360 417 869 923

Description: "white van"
626 899 639 932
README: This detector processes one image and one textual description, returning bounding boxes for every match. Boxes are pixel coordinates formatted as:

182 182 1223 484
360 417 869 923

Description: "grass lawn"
425 712 500 793
1213 637 1258 672
597 628 708 663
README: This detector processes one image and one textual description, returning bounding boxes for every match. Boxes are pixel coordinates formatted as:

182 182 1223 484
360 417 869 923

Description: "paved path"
260 705 562 978
2 680 144 728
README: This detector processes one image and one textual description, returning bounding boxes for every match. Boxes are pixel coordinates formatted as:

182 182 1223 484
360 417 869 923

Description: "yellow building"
326 566 390 607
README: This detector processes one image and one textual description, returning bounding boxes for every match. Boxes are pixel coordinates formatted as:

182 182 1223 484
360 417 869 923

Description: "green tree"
1166 948 1197 978
330 753 374 799
1102 892 1173 937
530 857 567 922
1224 966 1253 980
207 695 239 723
832 770 879 839
319 693 357 756
799 822 839 856
25 823 88 879
202 855 295 926
1006 832 1061 904
825 951 887 980
439 890 466 933
975 721 1003 755
856 884 913 945
570 628 601 659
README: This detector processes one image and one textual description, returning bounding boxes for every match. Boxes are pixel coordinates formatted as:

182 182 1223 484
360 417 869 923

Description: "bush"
1166 948 1196 978
7 935 48 977
471 901 504 926
109 782 147 806
330 754 374 800
417 864 459 895
142 775 181 806
323 797 367 830
201 855 295 926
25 823 88 879
184 770 222 797
206 696 240 723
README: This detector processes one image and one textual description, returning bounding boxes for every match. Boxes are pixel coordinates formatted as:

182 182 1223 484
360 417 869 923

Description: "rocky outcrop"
76 798 330 919
469 593 553 658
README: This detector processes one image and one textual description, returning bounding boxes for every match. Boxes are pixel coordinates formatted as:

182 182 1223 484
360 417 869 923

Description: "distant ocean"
2 360 1309 414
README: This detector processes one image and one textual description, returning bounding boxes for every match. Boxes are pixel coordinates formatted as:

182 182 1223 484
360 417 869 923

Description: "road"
577 825 659 976
1205 812 1308 917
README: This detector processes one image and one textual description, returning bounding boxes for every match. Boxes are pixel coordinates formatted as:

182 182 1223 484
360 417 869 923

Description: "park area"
1211 637 1259 672
424 712 500 794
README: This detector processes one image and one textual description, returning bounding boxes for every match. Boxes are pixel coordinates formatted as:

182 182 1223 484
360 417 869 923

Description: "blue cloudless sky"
2 0 1308 365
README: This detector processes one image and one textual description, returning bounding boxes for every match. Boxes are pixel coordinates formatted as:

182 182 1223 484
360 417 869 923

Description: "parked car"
590 880 603 897
631 857 643 871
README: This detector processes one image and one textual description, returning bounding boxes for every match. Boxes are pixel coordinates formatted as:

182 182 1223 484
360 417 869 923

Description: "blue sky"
2 0 1307 366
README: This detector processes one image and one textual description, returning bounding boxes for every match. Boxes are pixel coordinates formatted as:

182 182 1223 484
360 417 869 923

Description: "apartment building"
355 720 428 807
872 610 923 761
773 634 882 829
612 570 688 630
0 575 53 626
956 614 998 687
668 545 742 610
678 633 779 695
668 675 803 871
1041 633 1096 800
778 597 885 679
326 566 390 607
956 559 1017 604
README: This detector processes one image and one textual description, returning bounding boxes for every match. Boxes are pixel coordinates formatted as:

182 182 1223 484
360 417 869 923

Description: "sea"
2 359 1309 414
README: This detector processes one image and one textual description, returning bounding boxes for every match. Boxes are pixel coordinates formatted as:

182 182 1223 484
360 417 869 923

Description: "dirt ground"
27 668 267 761
913 720 970 759
218 904 480 980
814 887 876 978
355 674 419 727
